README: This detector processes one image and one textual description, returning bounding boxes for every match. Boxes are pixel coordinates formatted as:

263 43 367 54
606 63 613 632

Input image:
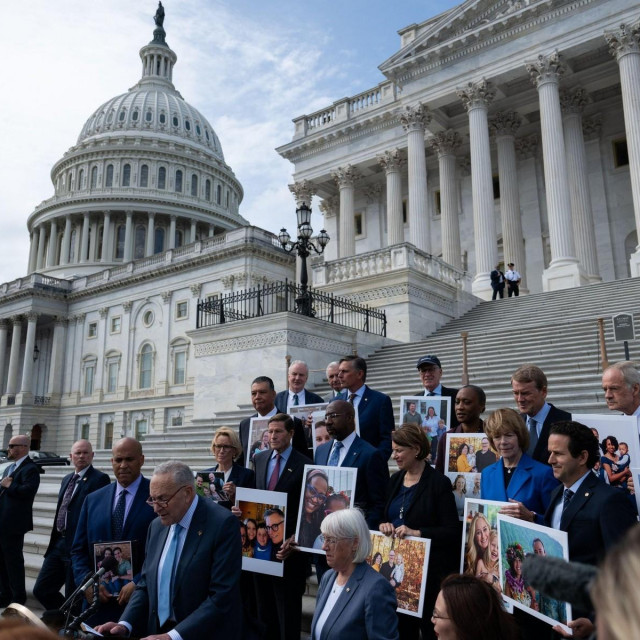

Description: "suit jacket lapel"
508 457 533 498
123 478 148 539
312 572 335 638
320 564 365 638
342 437 362 467
560 473 597 530
173 500 206 600
485 463 508 502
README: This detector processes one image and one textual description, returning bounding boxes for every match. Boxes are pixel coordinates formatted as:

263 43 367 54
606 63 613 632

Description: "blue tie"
111 489 127 540
2 463 16 478
328 441 343 467
158 524 182 626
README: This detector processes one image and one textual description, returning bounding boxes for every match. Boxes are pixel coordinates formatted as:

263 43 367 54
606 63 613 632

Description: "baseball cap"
416 355 441 369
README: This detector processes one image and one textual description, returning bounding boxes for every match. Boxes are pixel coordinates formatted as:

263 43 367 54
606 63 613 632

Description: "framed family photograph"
289 403 328 450
195 471 229 504
400 395 452 445
235 487 288 577
295 464 357 554
497 514 572 631
367 531 431 617
245 417 271 468
93 541 133 597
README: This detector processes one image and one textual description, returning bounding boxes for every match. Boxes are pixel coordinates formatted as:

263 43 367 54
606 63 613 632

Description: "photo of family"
400 396 452 463
497 514 571 630
235 487 288 577
245 417 271 468
367 531 431 617
289 403 328 450
195 471 229 505
295 465 357 554
93 541 133 597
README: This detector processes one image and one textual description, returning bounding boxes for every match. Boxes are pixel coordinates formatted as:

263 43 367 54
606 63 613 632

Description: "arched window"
119 109 126 122
106 164 114 187
122 164 131 187
159 112 166 124
175 170 183 193
140 164 149 187
134 225 146 259
90 166 98 188
132 109 139 122
154 227 165 254
145 110 153 122
78 169 84 189
216 184 222 204
175 229 184 248
139 344 153 389
226 191 230 208
158 166 166 189
67 171 74 192
191 174 198 196
205 179 211 201
115 224 126 259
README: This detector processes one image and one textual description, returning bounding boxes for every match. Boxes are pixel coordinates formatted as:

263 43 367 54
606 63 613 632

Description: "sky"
0 0 460 283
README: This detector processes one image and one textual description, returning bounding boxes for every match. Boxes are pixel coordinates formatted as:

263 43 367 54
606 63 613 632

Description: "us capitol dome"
26 5 247 278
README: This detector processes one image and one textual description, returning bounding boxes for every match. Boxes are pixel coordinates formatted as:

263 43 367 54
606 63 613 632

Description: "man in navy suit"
414 355 460 428
324 361 342 402
512 364 571 465
96 461 242 639
71 437 156 622
34 439 110 610
274 360 324 413
0 434 40 606
337 356 394 459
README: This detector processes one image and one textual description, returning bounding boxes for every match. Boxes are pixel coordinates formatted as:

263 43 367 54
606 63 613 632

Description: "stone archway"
30 424 46 451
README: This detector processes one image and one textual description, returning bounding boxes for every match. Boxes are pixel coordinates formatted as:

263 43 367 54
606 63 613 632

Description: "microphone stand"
60 572 102 637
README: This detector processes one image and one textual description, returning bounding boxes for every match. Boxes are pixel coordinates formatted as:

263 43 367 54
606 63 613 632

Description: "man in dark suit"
71 437 156 622
512 364 571 465
324 361 342 402
0 434 40 606
274 360 324 413
490 264 505 299
239 376 307 464
253 413 311 640
414 355 459 429
33 439 110 610
602 361 640 417
337 356 394 459
96 460 242 639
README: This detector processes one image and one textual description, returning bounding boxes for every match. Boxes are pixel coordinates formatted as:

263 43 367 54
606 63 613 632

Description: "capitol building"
1 0 639 453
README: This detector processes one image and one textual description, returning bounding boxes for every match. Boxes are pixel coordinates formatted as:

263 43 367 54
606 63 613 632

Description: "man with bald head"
34 439 110 610
324 362 342 401
72 437 156 623
0 434 40 606
275 360 324 413
602 361 640 417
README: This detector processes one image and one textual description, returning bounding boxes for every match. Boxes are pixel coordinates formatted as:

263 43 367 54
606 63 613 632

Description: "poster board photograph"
295 464 357 554
235 487 288 577
497 514 571 631
93 540 133 597
446 433 494 519
245 417 271 468
367 530 431 617
573 413 639 499
195 471 229 504
400 395 452 447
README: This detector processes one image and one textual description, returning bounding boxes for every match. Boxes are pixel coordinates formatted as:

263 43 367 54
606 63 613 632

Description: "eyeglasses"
265 520 284 532
318 535 354 546
146 485 189 508
432 609 450 620
324 413 344 420
305 484 327 503
212 444 235 452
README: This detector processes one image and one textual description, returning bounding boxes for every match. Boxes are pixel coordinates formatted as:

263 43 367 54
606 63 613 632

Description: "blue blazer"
122 497 243 639
481 453 559 521
315 435 388 528
71 476 157 587
311 562 398 640
339 386 394 459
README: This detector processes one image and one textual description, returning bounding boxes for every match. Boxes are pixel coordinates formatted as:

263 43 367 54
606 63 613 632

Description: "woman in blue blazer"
311 509 398 640
481 408 559 523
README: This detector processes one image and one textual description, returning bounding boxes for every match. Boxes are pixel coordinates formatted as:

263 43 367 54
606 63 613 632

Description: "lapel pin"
584 492 589 497
346 588 350 592
198 530 203 536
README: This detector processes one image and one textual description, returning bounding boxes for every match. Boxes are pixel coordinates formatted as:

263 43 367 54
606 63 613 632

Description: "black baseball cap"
417 355 441 369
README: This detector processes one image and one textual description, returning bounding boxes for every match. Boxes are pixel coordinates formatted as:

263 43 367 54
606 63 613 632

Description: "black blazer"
413 385 460 428
274 389 324 413
239 414 308 466
524 403 572 465
0 456 40 535
544 472 637 566
45 465 110 556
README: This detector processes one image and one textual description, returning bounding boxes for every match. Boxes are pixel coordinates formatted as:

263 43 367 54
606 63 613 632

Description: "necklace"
504 464 517 474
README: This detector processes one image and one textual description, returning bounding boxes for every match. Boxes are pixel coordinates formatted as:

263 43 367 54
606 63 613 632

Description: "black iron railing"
197 279 386 336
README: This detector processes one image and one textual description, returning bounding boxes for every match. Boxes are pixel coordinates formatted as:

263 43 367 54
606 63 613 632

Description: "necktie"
426 391 433 397
111 489 127 540
527 417 539 455
267 453 281 491
348 393 356 404
2 463 16 479
158 524 182 626
56 474 80 532
327 441 343 467
562 488 574 514
293 394 299 406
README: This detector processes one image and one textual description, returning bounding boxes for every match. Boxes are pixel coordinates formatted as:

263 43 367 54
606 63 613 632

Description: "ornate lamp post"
278 202 330 316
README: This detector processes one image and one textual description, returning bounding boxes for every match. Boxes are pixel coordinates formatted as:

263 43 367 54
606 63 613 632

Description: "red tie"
267 453 281 491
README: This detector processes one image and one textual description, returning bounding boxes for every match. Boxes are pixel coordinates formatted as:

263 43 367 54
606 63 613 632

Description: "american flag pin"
584 492 589 497
346 588 350 592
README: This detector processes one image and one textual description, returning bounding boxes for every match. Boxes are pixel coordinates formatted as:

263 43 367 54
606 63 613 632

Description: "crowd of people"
1 357 640 639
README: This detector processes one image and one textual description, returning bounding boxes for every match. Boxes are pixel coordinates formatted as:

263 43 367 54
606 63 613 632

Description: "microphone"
522 553 597 613
78 566 106 593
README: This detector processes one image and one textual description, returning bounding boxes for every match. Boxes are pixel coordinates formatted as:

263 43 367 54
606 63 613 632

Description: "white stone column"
46 220 58 267
489 112 528 291
89 217 99 262
400 104 431 253
27 233 37 274
6 317 22 396
80 213 91 263
61 216 72 265
377 149 406 246
288 180 317 208
123 210 134 261
0 319 8 396
457 79 498 299
169 216 177 249
36 226 47 271
47 317 67 396
526 52 586 290
208 225 214 237
606 23 640 276
560 87 601 283
146 212 156 256
332 165 360 257
190 220 197 244
430 131 462 269
102 211 111 262
19 312 38 396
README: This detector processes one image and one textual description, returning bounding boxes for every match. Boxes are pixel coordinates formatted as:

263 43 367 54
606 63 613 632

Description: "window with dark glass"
122 164 131 187
140 164 149 187
158 166 166 189
175 170 183 192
